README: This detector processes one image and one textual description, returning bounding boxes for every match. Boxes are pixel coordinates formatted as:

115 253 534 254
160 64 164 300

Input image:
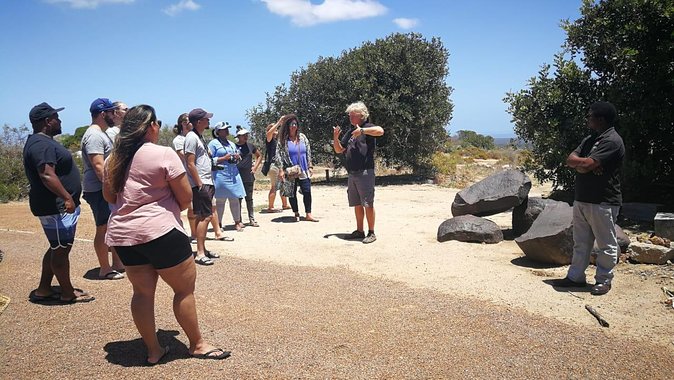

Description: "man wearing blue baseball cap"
81 98 125 280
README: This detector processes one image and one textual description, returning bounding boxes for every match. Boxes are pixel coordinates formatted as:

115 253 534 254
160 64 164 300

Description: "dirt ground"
0 178 673 379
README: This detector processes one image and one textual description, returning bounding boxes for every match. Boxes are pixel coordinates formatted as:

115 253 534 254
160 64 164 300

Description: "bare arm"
333 126 345 154
102 175 116 204
175 149 186 162
266 118 281 142
252 149 262 173
168 173 192 210
566 152 600 173
89 153 105 182
38 163 75 213
185 153 202 188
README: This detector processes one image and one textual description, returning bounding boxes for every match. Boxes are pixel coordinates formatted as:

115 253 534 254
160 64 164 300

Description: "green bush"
0 124 30 202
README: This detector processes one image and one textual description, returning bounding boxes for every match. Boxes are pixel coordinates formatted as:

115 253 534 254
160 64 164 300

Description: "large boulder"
437 215 504 244
512 197 563 237
515 202 574 265
451 170 531 217
629 241 674 264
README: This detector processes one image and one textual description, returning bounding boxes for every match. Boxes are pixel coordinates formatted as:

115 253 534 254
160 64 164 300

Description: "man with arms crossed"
24 102 94 304
184 108 219 265
81 98 125 279
333 101 384 244
552 101 625 295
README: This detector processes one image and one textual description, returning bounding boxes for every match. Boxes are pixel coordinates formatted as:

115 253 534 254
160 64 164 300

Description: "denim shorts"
38 206 80 250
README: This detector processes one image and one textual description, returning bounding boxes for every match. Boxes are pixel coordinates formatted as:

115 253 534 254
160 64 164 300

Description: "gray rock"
451 170 531 217
654 212 674 240
515 202 574 265
629 241 674 264
437 215 504 244
512 197 562 237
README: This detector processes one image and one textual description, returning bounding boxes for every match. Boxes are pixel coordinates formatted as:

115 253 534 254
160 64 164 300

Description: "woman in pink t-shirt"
103 105 230 364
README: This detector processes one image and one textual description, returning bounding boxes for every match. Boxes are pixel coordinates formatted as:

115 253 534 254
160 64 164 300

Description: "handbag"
284 139 302 179
261 161 271 176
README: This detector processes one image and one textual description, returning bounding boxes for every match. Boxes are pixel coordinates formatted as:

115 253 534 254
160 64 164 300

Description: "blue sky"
0 0 581 137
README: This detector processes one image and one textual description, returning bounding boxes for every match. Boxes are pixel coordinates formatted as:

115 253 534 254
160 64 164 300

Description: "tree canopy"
505 0 673 204
247 32 453 173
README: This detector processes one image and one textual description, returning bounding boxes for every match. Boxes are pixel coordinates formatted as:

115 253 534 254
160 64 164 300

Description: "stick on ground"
585 304 609 327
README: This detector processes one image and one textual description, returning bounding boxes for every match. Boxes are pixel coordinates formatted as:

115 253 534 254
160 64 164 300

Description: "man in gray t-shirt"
81 97 125 280
185 108 218 266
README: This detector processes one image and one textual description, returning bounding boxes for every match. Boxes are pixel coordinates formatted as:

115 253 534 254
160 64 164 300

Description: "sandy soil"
0 179 673 378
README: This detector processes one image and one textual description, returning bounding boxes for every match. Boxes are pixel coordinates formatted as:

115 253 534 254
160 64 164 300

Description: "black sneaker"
591 283 611 295
347 230 366 240
550 277 588 288
362 232 377 244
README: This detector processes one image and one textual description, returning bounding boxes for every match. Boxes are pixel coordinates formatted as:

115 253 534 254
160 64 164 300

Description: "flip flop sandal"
215 236 234 242
100 270 125 280
249 221 260 227
205 250 220 259
191 348 231 360
28 290 61 304
146 346 170 366
195 256 214 266
60 294 96 304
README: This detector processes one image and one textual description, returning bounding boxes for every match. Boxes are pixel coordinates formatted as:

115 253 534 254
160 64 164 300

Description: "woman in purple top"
275 114 318 222
103 105 230 365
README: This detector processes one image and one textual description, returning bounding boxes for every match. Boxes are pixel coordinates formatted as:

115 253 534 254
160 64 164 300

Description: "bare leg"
354 205 365 232
268 188 276 210
195 215 210 259
157 257 221 356
365 206 375 231
125 264 163 363
95 224 113 277
187 205 197 240
281 195 289 209
211 205 224 239
111 247 124 272
35 250 55 297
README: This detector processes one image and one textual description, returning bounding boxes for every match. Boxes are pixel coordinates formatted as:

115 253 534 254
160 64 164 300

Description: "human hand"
333 125 341 138
351 124 362 138
309 167 313 177
64 197 75 213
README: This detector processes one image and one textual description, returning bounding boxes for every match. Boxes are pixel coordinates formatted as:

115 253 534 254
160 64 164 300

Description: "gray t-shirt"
106 126 120 142
81 126 113 192
172 135 185 152
183 131 213 187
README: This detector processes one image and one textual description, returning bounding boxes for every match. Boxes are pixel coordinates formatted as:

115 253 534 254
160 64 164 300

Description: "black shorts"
83 190 111 226
192 184 214 217
114 228 193 270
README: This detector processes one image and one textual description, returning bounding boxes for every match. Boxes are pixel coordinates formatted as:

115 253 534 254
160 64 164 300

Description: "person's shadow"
323 233 355 241
103 329 187 367
271 216 300 223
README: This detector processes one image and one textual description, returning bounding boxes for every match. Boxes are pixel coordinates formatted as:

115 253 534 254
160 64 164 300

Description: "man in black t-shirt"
333 101 384 244
552 101 625 296
23 102 94 304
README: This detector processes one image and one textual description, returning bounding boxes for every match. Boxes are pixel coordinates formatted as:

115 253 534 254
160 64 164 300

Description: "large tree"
505 0 674 203
247 32 453 173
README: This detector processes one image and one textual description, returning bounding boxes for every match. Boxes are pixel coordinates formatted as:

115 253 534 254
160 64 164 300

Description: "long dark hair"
107 105 157 193
277 114 299 148
173 113 188 135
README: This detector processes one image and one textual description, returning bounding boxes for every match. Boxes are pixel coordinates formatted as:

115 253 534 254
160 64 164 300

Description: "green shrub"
0 124 30 202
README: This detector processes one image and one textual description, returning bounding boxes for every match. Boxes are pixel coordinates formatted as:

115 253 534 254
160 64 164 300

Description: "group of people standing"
22 98 386 364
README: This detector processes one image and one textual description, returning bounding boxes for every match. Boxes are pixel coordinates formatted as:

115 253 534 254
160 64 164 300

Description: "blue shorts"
83 190 111 226
38 206 80 250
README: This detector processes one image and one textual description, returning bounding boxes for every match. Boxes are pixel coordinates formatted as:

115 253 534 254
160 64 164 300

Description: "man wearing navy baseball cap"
81 97 125 280
24 102 95 304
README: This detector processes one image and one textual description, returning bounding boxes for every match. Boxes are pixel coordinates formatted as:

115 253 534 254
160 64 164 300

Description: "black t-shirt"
573 127 625 205
23 133 82 216
340 122 377 173
236 141 258 183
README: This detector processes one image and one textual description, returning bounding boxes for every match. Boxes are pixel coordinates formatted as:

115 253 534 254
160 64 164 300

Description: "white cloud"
393 17 419 30
261 0 387 27
45 0 134 9
163 0 201 16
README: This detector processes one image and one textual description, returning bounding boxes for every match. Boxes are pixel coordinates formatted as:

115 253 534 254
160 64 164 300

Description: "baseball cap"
212 121 229 138
188 108 213 124
29 102 64 122
90 98 116 113
236 128 250 136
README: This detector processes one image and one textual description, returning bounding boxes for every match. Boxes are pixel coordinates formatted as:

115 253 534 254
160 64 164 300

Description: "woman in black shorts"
103 105 230 365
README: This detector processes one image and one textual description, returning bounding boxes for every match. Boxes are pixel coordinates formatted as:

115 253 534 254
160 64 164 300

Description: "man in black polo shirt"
23 102 94 304
553 101 625 295
333 101 384 244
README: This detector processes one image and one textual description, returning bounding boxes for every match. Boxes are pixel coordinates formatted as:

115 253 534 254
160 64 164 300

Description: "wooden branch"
585 304 609 327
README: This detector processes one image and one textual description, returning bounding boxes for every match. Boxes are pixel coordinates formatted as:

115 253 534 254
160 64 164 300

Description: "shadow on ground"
104 329 187 367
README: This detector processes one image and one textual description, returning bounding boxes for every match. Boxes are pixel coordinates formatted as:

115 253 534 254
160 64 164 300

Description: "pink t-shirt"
104 143 187 246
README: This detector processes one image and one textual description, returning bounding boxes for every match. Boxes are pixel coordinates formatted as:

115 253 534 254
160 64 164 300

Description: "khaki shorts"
268 165 281 191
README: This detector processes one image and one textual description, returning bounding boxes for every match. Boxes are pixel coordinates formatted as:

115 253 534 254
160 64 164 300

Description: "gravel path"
0 231 673 379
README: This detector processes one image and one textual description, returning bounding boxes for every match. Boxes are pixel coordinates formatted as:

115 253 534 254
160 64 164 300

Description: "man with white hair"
333 101 384 244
